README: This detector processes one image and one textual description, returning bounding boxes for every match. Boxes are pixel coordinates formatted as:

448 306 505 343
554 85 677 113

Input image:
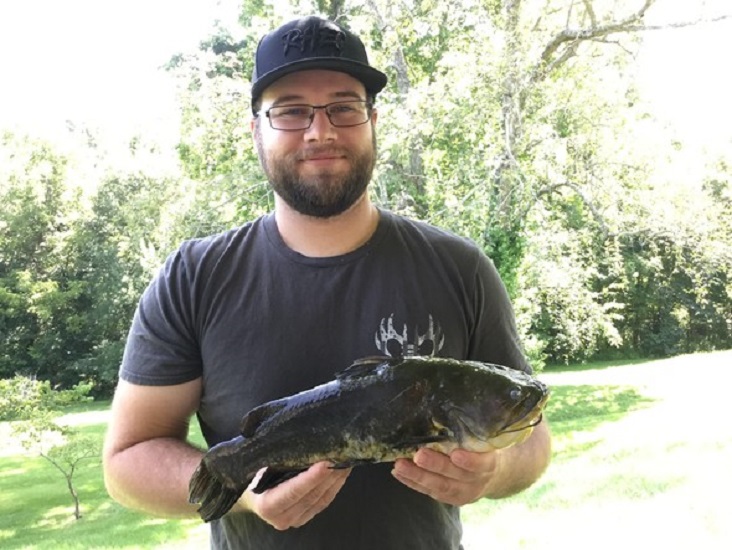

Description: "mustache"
295 147 350 161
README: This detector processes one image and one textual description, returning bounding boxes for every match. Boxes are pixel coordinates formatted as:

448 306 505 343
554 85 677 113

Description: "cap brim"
251 58 388 108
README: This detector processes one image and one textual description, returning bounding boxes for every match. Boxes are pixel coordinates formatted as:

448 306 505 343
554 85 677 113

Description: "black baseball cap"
251 16 388 113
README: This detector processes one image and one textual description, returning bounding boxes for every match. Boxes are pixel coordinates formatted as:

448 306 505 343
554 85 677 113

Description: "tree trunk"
319 0 346 21
495 0 524 223
366 0 427 213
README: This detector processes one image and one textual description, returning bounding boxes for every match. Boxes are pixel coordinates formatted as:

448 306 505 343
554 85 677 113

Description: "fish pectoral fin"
239 402 287 437
252 467 307 493
329 458 376 469
388 415 453 451
397 433 451 448
254 458 377 493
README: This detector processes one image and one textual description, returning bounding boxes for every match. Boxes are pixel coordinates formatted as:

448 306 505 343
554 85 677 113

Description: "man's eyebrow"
331 90 365 101
269 90 366 107
270 94 305 107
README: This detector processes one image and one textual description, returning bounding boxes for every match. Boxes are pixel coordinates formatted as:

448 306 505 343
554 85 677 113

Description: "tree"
58 172 184 393
162 0 732 365
2 1 729 383
0 129 187 392
1 376 98 520
0 132 71 378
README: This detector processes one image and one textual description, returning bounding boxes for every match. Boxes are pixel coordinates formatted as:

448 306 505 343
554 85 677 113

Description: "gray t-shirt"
121 209 530 550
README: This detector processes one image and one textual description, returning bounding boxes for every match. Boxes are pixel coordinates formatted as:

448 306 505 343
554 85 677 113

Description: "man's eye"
275 107 310 118
330 104 357 113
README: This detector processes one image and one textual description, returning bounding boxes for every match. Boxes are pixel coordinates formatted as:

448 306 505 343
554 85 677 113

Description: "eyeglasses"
262 100 373 131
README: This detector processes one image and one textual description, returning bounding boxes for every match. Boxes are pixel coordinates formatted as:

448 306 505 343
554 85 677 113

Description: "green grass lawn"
0 410 209 549
461 349 732 549
2 350 731 549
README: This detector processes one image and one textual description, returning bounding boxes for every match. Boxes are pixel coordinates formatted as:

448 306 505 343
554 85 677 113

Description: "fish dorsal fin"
239 402 287 437
335 356 393 380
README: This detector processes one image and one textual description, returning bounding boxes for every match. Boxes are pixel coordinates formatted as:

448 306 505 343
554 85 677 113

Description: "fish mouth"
499 391 549 434
451 394 549 449
446 389 548 448
501 411 544 434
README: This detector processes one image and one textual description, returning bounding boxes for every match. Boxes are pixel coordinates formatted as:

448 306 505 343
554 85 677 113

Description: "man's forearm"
104 437 205 518
482 419 551 499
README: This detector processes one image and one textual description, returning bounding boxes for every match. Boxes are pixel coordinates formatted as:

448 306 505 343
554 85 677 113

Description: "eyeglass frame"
258 99 374 131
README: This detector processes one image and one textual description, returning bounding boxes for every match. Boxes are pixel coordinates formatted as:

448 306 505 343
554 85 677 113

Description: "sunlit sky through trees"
0 0 730 150
0 0 238 144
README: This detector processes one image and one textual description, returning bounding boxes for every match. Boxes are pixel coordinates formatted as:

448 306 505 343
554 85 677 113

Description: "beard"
255 128 377 219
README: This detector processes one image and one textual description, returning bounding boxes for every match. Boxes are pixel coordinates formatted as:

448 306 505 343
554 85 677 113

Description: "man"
103 15 551 550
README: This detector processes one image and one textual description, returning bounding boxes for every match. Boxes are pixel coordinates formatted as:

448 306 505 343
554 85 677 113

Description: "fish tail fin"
188 461 246 522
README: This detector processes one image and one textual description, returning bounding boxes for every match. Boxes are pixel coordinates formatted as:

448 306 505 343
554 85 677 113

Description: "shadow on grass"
546 384 657 441
463 383 664 524
542 357 656 374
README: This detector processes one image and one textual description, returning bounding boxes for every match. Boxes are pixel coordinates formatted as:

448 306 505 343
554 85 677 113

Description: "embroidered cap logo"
281 24 346 57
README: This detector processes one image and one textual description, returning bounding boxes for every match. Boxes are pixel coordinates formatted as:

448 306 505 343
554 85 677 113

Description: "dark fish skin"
189 355 549 522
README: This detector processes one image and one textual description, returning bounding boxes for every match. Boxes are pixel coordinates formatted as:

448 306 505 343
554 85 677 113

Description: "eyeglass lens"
266 101 371 130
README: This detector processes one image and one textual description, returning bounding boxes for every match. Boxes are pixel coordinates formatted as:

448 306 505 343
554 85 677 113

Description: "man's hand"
391 448 497 506
241 462 351 530
392 420 551 505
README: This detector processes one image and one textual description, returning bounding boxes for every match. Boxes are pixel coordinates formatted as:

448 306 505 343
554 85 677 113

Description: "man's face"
252 69 378 218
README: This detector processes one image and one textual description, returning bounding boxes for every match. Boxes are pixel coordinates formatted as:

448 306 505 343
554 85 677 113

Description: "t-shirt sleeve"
468 251 532 374
119 247 202 386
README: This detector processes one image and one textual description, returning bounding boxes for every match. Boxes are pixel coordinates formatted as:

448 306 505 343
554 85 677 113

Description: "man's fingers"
392 456 461 501
392 449 498 507
449 448 497 473
413 448 465 479
413 448 497 480
287 464 350 527
250 462 351 530
279 462 348 515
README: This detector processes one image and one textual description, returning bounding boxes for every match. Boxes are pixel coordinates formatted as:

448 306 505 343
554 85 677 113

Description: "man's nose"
304 108 337 141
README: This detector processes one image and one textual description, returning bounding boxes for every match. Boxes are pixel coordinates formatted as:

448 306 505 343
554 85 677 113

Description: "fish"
188 355 549 522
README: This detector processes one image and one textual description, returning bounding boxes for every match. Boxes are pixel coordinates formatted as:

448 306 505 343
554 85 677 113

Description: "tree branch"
536 181 610 238
538 0 654 69
616 13 732 32
365 0 412 95
582 0 598 27
532 1 732 84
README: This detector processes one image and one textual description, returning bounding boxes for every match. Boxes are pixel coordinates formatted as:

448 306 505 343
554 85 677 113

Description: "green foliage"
515 203 625 364
1 133 70 377
1 130 186 392
68 340 127 400
0 376 47 421
617 229 732 357
0 375 92 421
1 1 731 393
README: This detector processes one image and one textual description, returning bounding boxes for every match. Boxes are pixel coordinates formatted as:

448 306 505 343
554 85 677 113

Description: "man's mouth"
298 149 348 162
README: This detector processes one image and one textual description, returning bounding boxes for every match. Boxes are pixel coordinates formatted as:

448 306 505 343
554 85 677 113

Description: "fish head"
441 363 549 451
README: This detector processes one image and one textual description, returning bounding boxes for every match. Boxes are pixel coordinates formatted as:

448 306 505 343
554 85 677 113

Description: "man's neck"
273 195 380 258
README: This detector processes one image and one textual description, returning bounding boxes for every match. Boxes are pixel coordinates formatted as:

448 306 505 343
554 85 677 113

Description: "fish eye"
509 387 523 401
